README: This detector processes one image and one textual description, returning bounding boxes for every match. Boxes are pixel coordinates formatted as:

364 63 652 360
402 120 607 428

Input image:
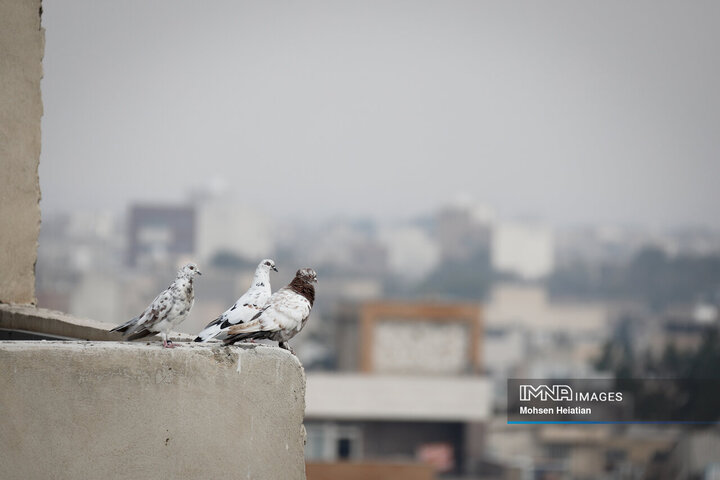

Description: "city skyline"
7 2 720 477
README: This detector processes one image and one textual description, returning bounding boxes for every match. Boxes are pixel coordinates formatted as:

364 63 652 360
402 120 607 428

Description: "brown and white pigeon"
194 258 278 342
110 263 201 348
223 268 317 352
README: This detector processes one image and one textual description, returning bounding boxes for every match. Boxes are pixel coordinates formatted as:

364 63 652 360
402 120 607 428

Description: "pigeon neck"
252 267 270 287
289 277 315 306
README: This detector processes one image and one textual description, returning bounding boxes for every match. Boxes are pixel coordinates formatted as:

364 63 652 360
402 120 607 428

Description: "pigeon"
223 268 317 353
194 258 278 342
110 263 201 348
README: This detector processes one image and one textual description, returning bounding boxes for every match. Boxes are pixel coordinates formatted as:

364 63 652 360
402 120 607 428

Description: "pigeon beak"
272 266 278 272
197 271 202 276
313 277 318 284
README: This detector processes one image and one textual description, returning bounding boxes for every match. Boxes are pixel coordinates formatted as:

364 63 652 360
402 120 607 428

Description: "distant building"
644 303 720 359
316 276 383 303
435 200 493 261
358 301 482 374
69 273 124 324
487 421 677 479
306 301 491 477
554 225 642 267
36 211 126 314
659 429 720 480
483 284 610 407
127 205 195 267
491 222 554 279
301 221 388 277
485 284 607 338
195 193 274 263
378 226 440 281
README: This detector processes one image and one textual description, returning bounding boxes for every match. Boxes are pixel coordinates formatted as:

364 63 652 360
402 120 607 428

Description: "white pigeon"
224 268 317 353
110 263 201 348
194 258 278 342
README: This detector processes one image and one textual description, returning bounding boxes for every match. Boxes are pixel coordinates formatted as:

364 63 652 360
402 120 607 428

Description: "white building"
377 225 440 282
195 193 275 262
491 222 554 280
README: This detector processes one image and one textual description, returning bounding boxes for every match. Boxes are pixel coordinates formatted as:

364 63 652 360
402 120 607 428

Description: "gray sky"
40 1 720 228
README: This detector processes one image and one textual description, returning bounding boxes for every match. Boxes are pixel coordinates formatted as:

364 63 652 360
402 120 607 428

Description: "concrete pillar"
0 0 44 305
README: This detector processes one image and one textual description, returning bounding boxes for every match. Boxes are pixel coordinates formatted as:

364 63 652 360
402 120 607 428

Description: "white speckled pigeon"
111 263 201 348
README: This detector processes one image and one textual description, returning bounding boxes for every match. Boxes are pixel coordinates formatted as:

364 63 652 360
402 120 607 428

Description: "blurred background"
37 1 720 479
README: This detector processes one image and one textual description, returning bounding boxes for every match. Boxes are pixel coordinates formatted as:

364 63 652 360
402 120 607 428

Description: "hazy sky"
40 1 720 228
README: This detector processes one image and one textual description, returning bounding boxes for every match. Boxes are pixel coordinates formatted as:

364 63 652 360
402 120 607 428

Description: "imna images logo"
519 384 573 402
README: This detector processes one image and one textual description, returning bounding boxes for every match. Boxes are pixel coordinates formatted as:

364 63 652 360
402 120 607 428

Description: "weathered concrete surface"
0 304 122 340
0 0 44 305
0 342 307 480
0 303 195 342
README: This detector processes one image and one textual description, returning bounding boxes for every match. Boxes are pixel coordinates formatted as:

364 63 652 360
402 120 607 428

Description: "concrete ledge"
0 304 194 342
0 341 307 480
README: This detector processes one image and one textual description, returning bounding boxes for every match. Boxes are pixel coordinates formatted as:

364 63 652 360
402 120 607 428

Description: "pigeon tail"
125 328 154 341
194 321 223 342
223 332 253 345
223 330 272 346
110 317 138 333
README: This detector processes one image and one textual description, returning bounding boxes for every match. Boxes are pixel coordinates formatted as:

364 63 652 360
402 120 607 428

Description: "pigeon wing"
226 289 310 336
127 288 175 334
195 288 270 342
264 290 311 332
218 290 268 328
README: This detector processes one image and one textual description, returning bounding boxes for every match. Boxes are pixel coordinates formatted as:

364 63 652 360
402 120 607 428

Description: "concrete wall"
0 342 307 480
0 0 44 305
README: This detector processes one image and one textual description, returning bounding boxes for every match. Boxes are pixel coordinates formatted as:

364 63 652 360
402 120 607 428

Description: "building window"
305 422 363 462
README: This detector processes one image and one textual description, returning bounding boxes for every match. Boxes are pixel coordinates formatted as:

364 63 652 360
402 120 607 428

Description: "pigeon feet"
279 342 295 355
163 340 176 349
